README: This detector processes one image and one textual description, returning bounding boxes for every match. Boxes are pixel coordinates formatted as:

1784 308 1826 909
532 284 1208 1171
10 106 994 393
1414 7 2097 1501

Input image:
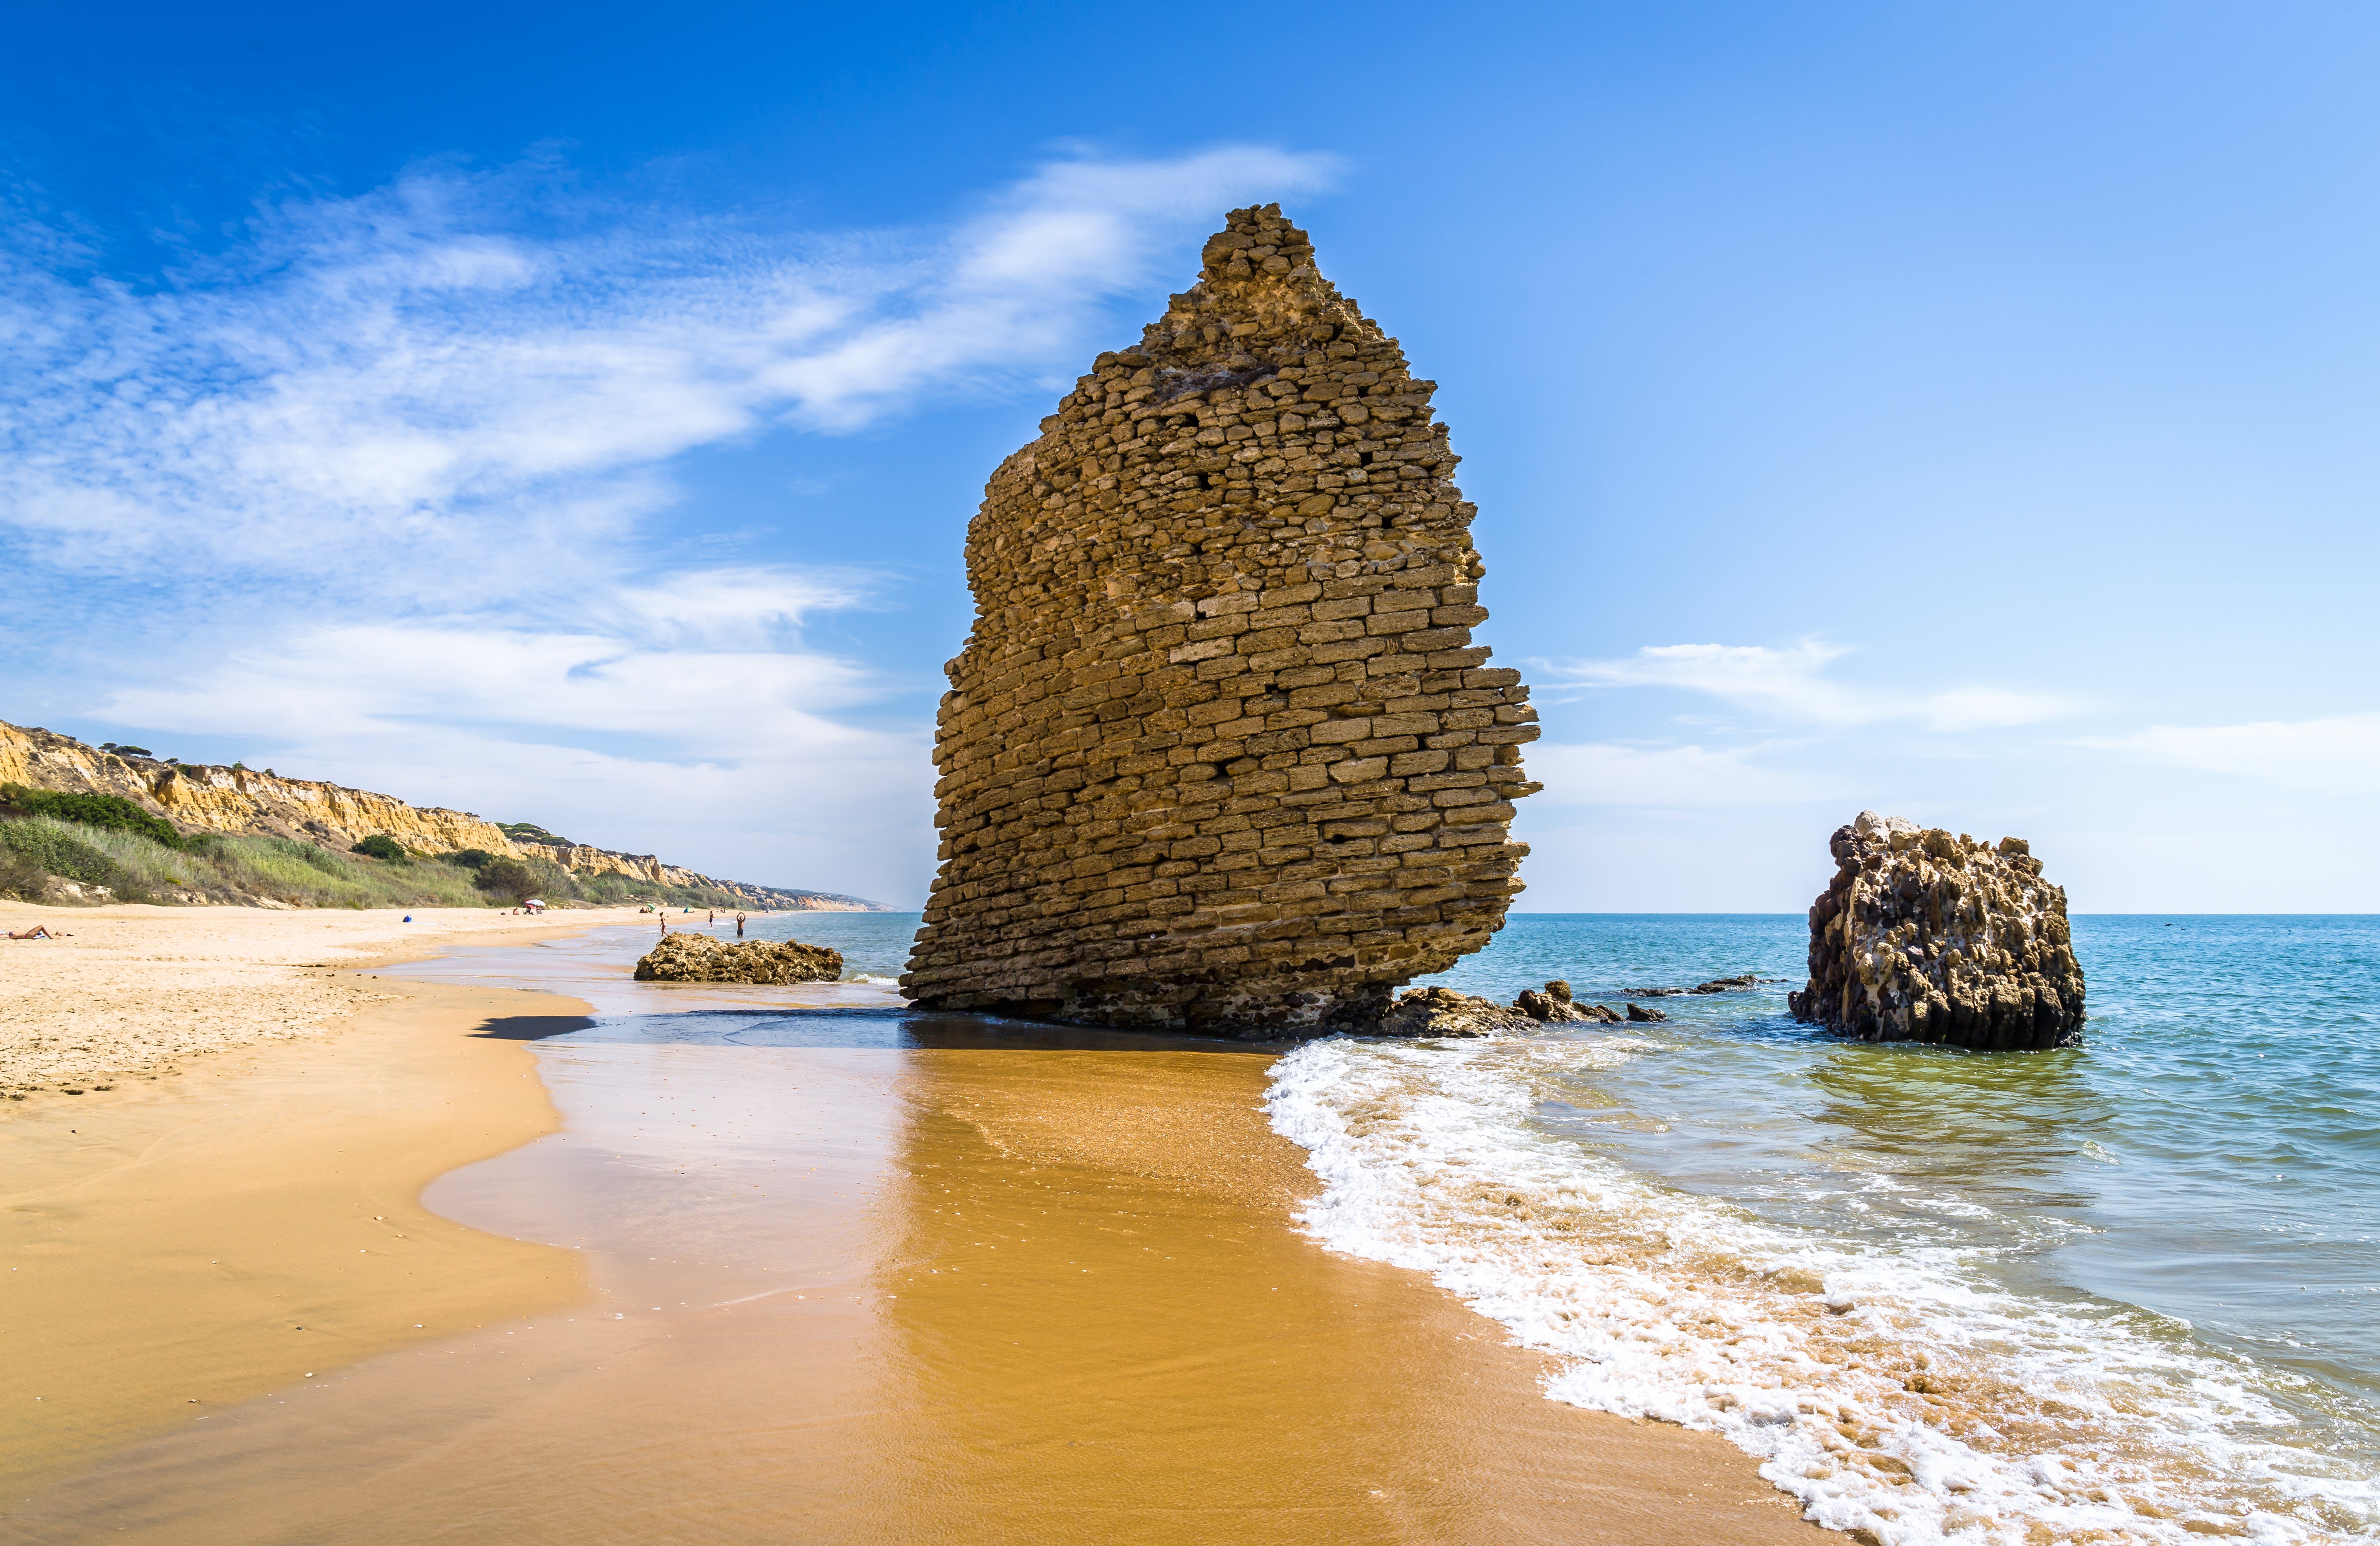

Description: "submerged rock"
633 932 842 985
1788 810 2085 1051
1628 973 1763 997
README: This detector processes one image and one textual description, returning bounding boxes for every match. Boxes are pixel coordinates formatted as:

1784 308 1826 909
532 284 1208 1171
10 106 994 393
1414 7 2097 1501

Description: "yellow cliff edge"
0 718 878 910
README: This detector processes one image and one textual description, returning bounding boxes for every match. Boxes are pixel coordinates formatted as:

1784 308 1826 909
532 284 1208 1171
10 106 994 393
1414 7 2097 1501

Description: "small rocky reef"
633 933 843 986
1362 975 1758 1036
1790 811 2086 1051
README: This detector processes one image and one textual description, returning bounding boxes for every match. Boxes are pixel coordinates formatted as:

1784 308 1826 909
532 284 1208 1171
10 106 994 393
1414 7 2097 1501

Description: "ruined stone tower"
901 205 1538 1033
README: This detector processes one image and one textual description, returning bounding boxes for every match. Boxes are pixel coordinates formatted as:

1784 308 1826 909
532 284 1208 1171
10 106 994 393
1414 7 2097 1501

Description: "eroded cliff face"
902 205 1538 1034
0 720 875 910
2 721 511 853
1789 811 2086 1051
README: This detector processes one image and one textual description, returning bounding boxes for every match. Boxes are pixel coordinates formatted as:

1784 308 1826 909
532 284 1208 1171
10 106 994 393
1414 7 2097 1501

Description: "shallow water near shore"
6 912 1821 1545
1271 914 2380 1543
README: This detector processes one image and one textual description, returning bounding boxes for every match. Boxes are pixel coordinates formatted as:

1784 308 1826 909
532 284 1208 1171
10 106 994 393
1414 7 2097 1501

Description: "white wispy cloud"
92 569 934 896
1 147 1339 902
1539 640 2080 731
0 146 1337 591
2086 713 2380 793
1527 740 1851 808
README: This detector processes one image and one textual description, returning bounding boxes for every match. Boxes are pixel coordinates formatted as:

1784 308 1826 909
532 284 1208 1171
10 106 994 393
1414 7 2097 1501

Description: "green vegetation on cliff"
0 803 793 912
1 783 185 849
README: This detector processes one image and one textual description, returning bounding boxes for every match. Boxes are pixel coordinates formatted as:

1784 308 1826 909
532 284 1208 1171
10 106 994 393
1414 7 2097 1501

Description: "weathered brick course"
901 206 1540 1034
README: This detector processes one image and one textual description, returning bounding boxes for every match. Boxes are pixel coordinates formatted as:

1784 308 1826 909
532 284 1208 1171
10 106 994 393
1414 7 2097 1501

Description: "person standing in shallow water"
735 913 746 936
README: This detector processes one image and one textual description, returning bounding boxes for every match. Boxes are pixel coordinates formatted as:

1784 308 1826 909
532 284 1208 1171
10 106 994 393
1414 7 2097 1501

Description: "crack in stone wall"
901 205 1539 1034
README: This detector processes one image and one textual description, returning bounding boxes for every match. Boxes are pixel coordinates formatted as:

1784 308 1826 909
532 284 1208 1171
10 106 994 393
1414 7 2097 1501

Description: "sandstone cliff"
0 718 879 912
1789 811 2086 1051
903 205 1538 1033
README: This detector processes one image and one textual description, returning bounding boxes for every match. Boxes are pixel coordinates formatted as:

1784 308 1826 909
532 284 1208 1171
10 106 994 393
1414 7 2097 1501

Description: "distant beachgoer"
6 925 53 941
735 913 746 936
659 917 667 936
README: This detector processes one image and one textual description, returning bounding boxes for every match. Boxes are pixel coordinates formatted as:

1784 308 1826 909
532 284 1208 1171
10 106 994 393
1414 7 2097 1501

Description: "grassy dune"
0 815 758 911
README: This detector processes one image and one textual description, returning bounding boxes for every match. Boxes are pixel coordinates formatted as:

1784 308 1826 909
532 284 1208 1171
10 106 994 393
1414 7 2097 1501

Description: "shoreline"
6 910 1840 1540
0 901 661 1102
0 906 654 1498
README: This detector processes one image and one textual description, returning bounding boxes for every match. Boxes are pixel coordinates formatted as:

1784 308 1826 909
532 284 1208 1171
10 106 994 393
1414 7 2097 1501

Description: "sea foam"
1265 1031 2377 1545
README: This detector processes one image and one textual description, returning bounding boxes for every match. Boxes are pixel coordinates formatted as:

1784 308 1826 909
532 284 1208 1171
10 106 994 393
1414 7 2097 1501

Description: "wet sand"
0 977 586 1502
5 921 1832 1542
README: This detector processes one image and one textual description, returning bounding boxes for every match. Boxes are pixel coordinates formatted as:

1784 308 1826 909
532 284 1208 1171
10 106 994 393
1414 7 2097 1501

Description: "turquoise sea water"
747 909 2379 1540
1262 913 2380 1542
1419 914 2380 1417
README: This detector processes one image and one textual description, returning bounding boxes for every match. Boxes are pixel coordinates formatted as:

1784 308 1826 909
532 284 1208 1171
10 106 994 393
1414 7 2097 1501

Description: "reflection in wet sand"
7 938 1826 1544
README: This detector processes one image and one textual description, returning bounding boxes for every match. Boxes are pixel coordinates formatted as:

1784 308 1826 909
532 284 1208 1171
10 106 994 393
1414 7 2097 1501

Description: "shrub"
351 833 408 862
474 856 541 899
441 847 496 871
497 821 576 847
0 818 118 886
0 813 494 909
0 784 183 848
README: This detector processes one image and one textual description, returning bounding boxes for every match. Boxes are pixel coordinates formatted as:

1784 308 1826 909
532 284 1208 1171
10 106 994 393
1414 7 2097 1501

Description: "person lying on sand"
6 925 54 940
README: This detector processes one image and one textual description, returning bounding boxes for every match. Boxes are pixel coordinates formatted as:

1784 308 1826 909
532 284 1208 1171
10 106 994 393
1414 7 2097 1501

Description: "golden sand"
0 902 650 1097
0 975 590 1502
2 915 1832 1542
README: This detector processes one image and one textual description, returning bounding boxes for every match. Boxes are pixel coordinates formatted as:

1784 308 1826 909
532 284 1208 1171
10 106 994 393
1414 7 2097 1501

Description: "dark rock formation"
634 933 842 985
902 205 1538 1035
1627 974 1765 997
1515 979 1621 1023
1368 987 1534 1038
1789 811 2086 1051
1624 1003 1669 1023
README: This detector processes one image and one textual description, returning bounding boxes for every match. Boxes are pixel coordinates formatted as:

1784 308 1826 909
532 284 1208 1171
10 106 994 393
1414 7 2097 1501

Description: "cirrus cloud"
0 146 1339 593
2085 713 2380 794
1538 639 2081 731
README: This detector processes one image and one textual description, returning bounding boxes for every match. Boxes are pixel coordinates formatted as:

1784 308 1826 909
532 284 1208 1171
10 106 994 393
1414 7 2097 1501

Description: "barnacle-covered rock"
1789 811 2086 1051
634 932 842 985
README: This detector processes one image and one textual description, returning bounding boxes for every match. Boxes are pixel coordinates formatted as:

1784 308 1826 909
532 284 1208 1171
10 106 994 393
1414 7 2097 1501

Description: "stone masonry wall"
902 205 1540 1034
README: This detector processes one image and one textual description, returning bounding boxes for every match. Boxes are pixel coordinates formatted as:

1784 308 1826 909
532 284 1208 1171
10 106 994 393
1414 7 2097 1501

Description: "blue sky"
5 3 2376 910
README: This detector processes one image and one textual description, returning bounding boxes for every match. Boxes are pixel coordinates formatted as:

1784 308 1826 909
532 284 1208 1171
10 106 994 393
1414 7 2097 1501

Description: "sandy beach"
2 908 1834 1542
0 905 655 1499
0 902 654 1099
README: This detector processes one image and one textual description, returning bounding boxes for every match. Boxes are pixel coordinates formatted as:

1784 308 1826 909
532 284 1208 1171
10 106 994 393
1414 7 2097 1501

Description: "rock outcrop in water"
633 933 843 985
1515 979 1621 1024
1366 987 1535 1038
902 205 1539 1035
1789 811 2086 1050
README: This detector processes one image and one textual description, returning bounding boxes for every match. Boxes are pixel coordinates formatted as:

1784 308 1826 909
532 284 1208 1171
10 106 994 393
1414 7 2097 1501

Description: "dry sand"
0 904 644 1497
0 902 647 1098
3 911 1836 1542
